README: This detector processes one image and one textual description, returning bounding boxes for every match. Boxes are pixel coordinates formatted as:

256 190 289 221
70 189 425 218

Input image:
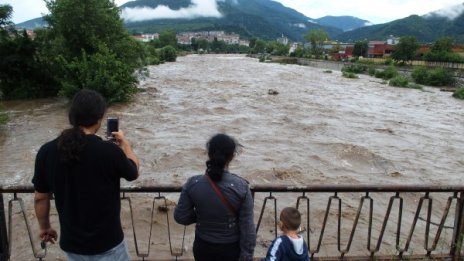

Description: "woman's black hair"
58 89 106 162
205 133 237 182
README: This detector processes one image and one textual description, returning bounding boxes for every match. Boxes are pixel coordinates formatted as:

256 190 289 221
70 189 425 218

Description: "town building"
277 34 289 45
132 33 159 42
176 31 246 46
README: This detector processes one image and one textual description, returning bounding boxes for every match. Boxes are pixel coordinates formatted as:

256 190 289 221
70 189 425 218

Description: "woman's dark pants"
193 236 240 261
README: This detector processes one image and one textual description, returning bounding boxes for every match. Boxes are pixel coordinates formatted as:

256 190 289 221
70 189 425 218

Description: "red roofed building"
331 45 354 61
345 46 354 57
368 41 386 58
368 41 395 58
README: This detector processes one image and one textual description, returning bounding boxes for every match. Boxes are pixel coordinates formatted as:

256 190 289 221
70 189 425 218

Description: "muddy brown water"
1 54 464 259
2 54 463 186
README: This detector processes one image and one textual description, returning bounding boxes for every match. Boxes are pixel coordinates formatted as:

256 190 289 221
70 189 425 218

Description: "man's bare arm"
112 130 140 176
34 192 57 243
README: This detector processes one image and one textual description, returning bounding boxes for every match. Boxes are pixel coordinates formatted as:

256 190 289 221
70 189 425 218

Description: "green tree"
0 5 7 120
249 37 257 49
353 40 368 58
424 37 463 63
0 4 13 29
251 39 266 54
289 46 305 57
0 5 59 99
304 29 328 59
157 30 177 49
211 38 227 53
391 36 419 64
191 37 199 51
158 45 177 62
431 37 454 53
266 41 289 56
197 38 209 51
44 0 144 102
59 45 138 103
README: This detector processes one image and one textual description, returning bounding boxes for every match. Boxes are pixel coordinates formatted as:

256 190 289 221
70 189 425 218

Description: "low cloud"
121 0 225 22
425 3 464 20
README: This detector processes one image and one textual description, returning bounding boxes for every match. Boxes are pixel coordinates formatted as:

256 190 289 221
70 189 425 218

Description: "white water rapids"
1 54 463 186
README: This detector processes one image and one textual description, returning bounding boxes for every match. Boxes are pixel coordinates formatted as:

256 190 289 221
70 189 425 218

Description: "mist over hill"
16 1 464 43
313 16 372 32
120 0 343 41
336 3 464 43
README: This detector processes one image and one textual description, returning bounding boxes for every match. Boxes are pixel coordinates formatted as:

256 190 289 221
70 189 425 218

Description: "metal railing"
1 184 464 261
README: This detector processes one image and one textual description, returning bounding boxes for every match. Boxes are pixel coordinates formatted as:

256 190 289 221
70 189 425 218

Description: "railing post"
452 192 464 261
0 193 9 261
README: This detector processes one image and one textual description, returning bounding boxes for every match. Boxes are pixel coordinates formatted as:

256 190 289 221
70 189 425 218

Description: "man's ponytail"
57 89 106 162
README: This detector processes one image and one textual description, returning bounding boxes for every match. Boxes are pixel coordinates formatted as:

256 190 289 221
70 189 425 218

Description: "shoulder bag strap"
205 174 238 216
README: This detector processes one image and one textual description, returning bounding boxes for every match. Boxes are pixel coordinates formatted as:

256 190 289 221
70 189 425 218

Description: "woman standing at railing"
174 133 256 261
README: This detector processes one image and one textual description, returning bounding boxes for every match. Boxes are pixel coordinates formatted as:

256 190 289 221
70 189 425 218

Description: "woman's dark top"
174 171 256 261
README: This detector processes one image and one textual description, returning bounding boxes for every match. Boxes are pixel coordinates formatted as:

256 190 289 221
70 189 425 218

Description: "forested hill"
17 0 372 41
314 16 372 32
15 1 464 43
120 0 342 41
336 3 464 43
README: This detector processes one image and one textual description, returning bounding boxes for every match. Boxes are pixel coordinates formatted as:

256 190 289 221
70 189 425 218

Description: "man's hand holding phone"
107 117 119 141
106 116 140 172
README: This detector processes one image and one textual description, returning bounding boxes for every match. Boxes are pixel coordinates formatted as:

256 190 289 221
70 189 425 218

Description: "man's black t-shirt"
32 134 138 255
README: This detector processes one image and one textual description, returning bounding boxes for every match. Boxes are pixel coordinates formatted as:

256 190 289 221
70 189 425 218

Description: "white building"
277 34 289 45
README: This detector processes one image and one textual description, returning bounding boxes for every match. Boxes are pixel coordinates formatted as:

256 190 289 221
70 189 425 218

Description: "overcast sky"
1 0 463 24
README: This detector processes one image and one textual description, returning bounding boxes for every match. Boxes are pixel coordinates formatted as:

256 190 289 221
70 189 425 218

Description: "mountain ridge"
314 16 372 32
16 1 464 43
120 0 343 41
336 3 464 43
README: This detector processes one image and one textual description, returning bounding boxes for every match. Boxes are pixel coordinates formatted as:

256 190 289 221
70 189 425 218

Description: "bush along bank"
453 88 464 100
341 61 462 94
411 66 455 87
0 2 179 104
0 105 7 124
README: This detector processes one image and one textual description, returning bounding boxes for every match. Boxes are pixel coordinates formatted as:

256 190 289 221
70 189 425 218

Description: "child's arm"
262 237 284 261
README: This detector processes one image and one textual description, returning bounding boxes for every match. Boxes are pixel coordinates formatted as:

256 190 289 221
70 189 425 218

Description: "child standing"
262 207 310 261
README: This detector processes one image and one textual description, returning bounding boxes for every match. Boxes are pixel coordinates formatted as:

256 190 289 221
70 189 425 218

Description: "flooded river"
1 54 464 259
1 54 463 186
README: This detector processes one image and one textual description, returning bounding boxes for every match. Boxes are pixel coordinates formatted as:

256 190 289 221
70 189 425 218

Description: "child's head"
279 207 301 232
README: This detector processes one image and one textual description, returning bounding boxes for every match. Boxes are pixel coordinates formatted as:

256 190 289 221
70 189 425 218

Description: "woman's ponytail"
205 134 237 182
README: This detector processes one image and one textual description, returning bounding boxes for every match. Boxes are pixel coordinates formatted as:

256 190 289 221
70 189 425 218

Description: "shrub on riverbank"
427 68 454 86
375 65 398 80
158 45 177 62
0 28 60 99
0 1 165 103
342 63 367 74
389 76 409 87
0 112 7 124
0 103 7 124
58 45 138 103
368 66 376 76
411 66 427 84
453 88 464 99
412 66 454 86
342 71 359 78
